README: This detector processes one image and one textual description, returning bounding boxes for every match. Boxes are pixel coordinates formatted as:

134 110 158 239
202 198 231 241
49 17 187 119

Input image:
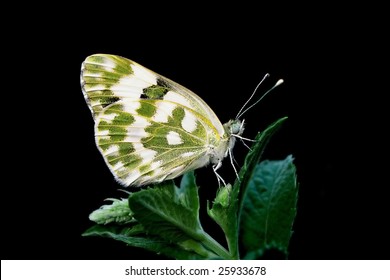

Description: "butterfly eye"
230 120 243 134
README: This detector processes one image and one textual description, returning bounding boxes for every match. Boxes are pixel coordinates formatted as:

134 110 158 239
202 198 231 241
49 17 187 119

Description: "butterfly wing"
95 99 218 186
81 54 225 186
81 54 225 136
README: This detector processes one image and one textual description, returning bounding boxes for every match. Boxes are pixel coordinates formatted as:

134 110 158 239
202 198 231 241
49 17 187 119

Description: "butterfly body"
81 54 243 187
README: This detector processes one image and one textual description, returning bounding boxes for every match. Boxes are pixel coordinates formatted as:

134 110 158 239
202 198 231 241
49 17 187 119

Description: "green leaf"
129 180 204 242
177 171 200 216
207 184 237 257
236 117 289 220
128 177 231 259
82 224 214 260
207 117 288 259
240 155 298 259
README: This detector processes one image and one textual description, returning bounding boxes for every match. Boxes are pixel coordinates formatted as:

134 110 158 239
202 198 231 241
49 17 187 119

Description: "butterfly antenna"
235 73 270 120
236 78 284 120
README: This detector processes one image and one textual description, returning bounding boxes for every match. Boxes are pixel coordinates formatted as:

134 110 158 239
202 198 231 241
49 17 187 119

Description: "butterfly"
80 54 282 187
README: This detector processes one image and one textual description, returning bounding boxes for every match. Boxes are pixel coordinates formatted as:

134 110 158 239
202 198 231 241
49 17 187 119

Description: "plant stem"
201 232 234 260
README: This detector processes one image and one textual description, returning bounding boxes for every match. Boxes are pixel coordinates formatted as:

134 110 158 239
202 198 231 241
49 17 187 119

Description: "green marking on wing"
172 106 185 124
136 100 157 118
106 104 136 124
108 152 142 173
143 84 169 99
133 146 206 185
143 106 205 153
138 164 150 174
98 136 144 178
97 104 135 142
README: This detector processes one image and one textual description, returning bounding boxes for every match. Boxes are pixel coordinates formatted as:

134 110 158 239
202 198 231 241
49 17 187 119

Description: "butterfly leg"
228 147 240 182
240 138 253 151
233 133 255 151
213 162 226 186
232 134 256 142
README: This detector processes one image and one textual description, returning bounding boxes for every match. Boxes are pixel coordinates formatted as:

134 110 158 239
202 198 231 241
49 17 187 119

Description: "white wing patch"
113 75 149 92
131 115 151 129
110 77 146 97
166 165 185 178
131 62 158 85
182 110 198 133
103 145 120 156
124 129 148 142
150 161 162 170
124 170 142 186
122 101 141 115
182 151 195 157
101 57 116 69
152 101 176 123
166 131 183 145
164 91 193 109
139 149 158 164
99 112 118 121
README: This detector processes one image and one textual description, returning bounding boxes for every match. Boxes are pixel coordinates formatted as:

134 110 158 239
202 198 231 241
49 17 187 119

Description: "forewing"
81 54 225 137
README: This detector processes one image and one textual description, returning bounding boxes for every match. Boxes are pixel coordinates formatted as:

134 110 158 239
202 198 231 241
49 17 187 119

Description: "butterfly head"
224 119 245 137
222 119 245 158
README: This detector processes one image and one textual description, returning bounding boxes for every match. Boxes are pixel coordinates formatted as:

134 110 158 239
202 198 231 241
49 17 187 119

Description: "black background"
3 4 388 260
